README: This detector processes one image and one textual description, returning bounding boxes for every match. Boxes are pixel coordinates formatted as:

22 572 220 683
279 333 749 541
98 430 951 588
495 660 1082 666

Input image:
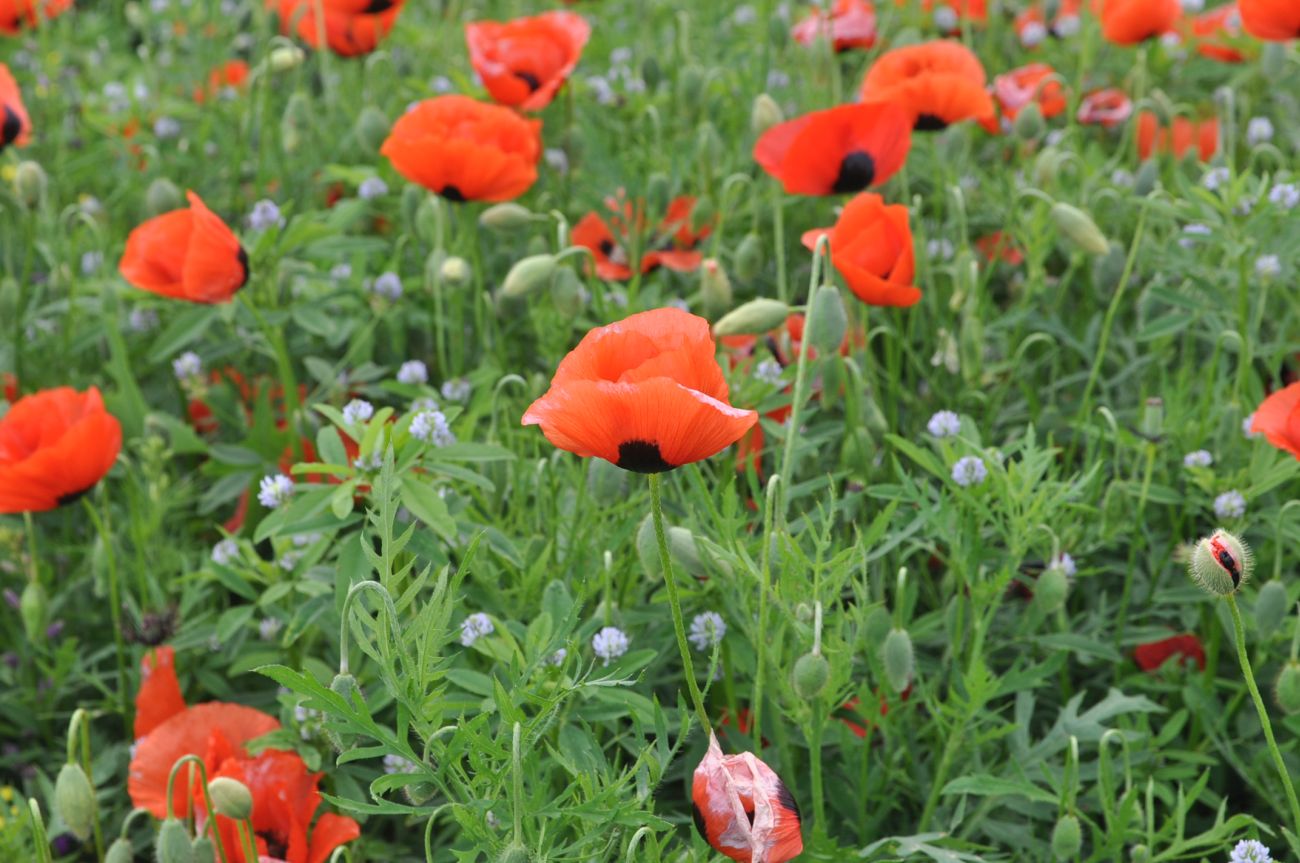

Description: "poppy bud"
1140 397 1163 439
1134 160 1159 196
14 161 47 208
496 842 530 863
1033 148 1064 188
1013 102 1045 142
281 92 311 154
1051 813 1082 860
1093 241 1127 293
20 581 47 641
1255 581 1288 639
207 777 253 821
806 285 848 355
1130 844 1150 863
882 628 914 693
641 56 662 90
550 267 585 317
324 672 359 751
1051 203 1109 256
501 255 557 299
646 172 672 216
145 178 183 218
713 298 792 337
734 232 766 282
54 763 95 841
156 818 193 863
479 203 535 233
269 45 304 73
355 106 391 154
1188 529 1252 596
792 652 830 699
415 195 444 245
700 259 732 319
106 838 135 863
190 835 215 863
751 93 785 135
1033 566 1070 615
692 734 803 863
440 256 471 287
1276 661 1300 713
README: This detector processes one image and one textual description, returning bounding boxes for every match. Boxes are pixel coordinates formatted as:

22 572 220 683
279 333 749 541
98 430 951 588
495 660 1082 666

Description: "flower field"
3 0 1300 861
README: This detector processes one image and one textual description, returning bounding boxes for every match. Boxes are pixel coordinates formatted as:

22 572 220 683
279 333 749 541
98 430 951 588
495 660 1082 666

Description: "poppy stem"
237 818 261 863
164 755 231 863
647 473 712 736
751 474 780 754
21 511 39 585
67 709 106 862
81 496 131 733
241 297 303 459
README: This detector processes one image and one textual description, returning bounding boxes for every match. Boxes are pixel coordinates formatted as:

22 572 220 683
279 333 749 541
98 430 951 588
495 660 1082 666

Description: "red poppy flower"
858 40 995 131
1 63 30 150
790 0 877 52
692 733 803 863
119 191 249 303
1184 4 1248 62
1134 634 1206 671
381 95 542 202
1077 88 1132 127
922 0 987 33
522 308 758 473
802 193 918 307
193 59 250 103
466 11 591 111
1250 381 1300 459
974 231 1024 265
571 193 711 280
1136 111 1218 161
992 63 1066 121
1240 0 1300 40
270 0 405 57
0 387 121 513
754 102 912 196
1100 0 1180 44
135 647 187 739
1 372 16 402
1 0 71 32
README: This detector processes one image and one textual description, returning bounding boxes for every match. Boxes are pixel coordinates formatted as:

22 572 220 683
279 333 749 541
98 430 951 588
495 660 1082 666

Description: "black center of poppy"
598 239 615 256
56 485 94 508
915 113 948 131
440 185 466 202
775 778 803 822
514 70 542 92
263 834 288 860
831 150 876 193
691 802 708 841
362 0 393 11
1 106 21 149
236 246 250 289
616 440 673 473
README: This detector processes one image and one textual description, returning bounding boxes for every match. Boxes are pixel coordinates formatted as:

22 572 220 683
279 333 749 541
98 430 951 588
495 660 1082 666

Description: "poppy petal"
134 647 187 740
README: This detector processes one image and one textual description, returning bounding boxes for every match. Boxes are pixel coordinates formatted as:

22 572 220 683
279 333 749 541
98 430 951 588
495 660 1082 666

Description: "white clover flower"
1268 182 1300 210
81 251 103 275
411 396 439 413
1202 166 1230 191
1050 552 1077 577
257 474 294 509
330 263 353 281
411 410 456 447
258 617 283 641
1020 20 1047 47
1183 449 1213 468
371 272 403 300
547 647 568 666
172 351 202 381
382 754 419 775
397 360 428 385
689 612 727 652
247 199 284 232
342 398 374 425
544 147 570 176
951 456 987 487
927 410 962 438
1229 839 1272 863
211 538 239 566
128 308 159 332
460 612 494 647
352 453 383 471
152 116 181 139
1255 254 1281 279
926 238 955 260
441 378 471 403
587 75 617 105
755 358 784 385
358 177 388 200
1246 117 1274 147
592 626 630 665
1242 413 1261 439
1214 490 1246 519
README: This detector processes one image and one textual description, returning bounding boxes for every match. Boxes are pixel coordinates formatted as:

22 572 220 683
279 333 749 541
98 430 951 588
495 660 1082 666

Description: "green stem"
808 702 825 837
1113 443 1156 649
511 722 524 845
82 496 130 732
27 800 54 863
647 473 712 735
1225 594 1300 837
752 475 780 754
164 755 230 863
238 819 261 863
22 511 39 584
242 297 302 459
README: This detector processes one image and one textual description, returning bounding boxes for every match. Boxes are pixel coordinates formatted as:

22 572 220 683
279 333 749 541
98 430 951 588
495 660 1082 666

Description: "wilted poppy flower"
571 193 710 280
0 387 121 513
1 63 29 150
753 102 912 196
859 40 995 131
271 0 405 57
692 733 803 863
992 63 1066 121
522 308 758 473
381 95 542 202
466 11 591 111
1077 88 1132 127
790 0 877 52
1250 381 1300 459
194 59 250 103
119 191 249 303
1136 111 1218 161
1100 0 1179 44
1134 634 1206 671
1 0 71 32
802 192 918 307
1239 0 1300 40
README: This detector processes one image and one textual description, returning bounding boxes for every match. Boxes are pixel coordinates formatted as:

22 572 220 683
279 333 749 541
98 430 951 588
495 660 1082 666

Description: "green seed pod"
1140 397 1163 440
354 106 391 153
646 172 672 216
20 580 47 641
1129 844 1150 863
440 256 471 287
323 672 359 751
1276 661 1300 713
55 763 95 841
881 628 914 693
156 818 193 863
1033 566 1070 615
14 161 48 208
1134 160 1159 196
501 255 558 299
207 777 253 821
712 298 791 337
586 456 627 505
479 202 535 233
700 259 732 319
145 178 184 218
190 835 216 863
1051 203 1109 256
1032 148 1063 189
806 285 848 355
497 841 530 863
1092 241 1127 293
792 653 831 699
734 232 766 282
862 606 892 649
106 838 135 863
1254 581 1288 639
1188 529 1252 596
1051 813 1082 860
691 195 715 234
751 93 785 136
641 56 662 90
550 267 584 317
268 44 305 73
1013 102 1045 142
280 92 312 154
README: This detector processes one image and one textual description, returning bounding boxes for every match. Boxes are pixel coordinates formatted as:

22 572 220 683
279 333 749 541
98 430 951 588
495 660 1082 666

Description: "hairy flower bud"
207 777 253 821
1051 202 1110 256
190 835 215 863
700 259 733 319
54 763 95 841
14 161 48 208
155 818 193 863
1188 529 1252 595
501 255 557 299
269 45 305 72
20 581 46 641
882 628 914 693
1013 102 1045 141
145 178 184 219
713 298 791 337
1051 814 1082 860
806 285 848 355
792 652 831 699
440 256 472 287
106 838 135 863
479 203 535 233
1276 661 1300 713
734 232 766 282
1033 566 1070 615
751 93 785 135
354 106 390 154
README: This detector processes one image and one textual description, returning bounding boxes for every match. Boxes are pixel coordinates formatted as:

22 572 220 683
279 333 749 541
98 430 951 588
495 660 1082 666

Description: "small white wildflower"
211 538 239 566
951 455 987 487
152 116 181 139
607 290 629 308
1242 413 1261 439
1255 254 1281 279
1179 223 1212 249
485 811 501 829
1268 182 1300 210
926 238 955 260
689 612 727 652
382 754 419 775
258 617 283 640
1229 839 1272 863
128 307 159 332
1235 196 1256 216
547 647 568 666
441 378 471 403
460 612 494 647
1202 166 1230 192
544 147 570 176
247 199 284 232
257 474 294 509
411 396 439 413
1050 552 1077 577
411 409 456 446
80 251 103 275
587 75 617 105
358 177 388 200
430 75 454 93
933 5 958 31
927 410 962 438
1246 117 1274 147
172 351 202 381
592 626 630 665
371 272 403 300
330 263 353 281
1183 449 1213 468
1214 490 1246 519
733 4 757 25
1020 20 1047 47
766 69 791 90
755 358 784 385
278 552 302 571
342 398 374 425
397 360 429 385
610 47 633 67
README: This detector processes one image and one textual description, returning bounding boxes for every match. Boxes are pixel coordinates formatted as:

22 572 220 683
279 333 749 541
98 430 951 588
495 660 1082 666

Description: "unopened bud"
1276 661 1300 713
1255 581 1288 639
54 763 95 841
1093 241 1127 293
1033 566 1070 615
550 267 584 316
106 838 135 863
1134 159 1159 196
734 232 765 282
1033 148 1064 188
1013 102 1045 141
354 106 390 153
269 44 305 72
751 93 785 135
712 298 791 337
479 202 535 233
1188 529 1252 596
156 818 193 863
1051 202 1109 256
207 777 253 820
792 652 831 699
501 255 557 299
190 835 215 863
641 56 662 90
20 581 46 641
14 161 47 208
497 841 530 863
881 628 914 693
1129 845 1150 863
806 285 848 354
1051 813 1082 860
440 256 471 287
145 178 184 218
700 259 733 318
1140 398 1163 439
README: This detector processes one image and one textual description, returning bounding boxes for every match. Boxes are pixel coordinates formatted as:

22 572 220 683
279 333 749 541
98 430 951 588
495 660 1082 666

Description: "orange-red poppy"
193 59 250 103
1 372 16 402
992 63 1066 121
1184 4 1248 61
571 193 710 280
974 231 1024 265
0 387 121 513
753 102 912 196
802 193 918 307
1 63 30 150
1240 0 1300 40
130 648 360 863
466 11 590 111
522 308 758 472
1100 0 1179 44
270 0 405 57
790 0 877 52
859 40 995 131
922 0 987 32
1251 382 1300 460
1134 634 1205 671
1076 88 1132 127
1136 111 1218 161
381 95 542 202
119 191 249 303
1 0 71 32
692 733 803 863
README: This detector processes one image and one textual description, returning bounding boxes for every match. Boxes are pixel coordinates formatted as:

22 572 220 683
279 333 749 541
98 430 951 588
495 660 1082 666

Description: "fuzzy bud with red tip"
1189 529 1252 596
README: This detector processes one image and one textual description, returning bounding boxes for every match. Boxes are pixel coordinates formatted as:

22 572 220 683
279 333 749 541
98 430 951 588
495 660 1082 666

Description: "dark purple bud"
4 589 20 610
50 833 81 855
46 620 65 639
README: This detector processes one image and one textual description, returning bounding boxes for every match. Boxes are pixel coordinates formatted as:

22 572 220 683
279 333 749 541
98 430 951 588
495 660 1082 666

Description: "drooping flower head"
571 193 711 280
119 191 249 304
270 0 406 56
801 192 918 307
466 11 591 111
1077 88 1133 127
1 63 31 150
858 40 995 131
691 733 803 863
0 387 121 513
754 102 912 195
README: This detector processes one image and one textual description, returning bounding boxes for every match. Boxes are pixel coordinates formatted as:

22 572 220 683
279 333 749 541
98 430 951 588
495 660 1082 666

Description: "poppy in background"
1100 0 1180 45
522 308 758 473
1077 88 1132 127
790 0 877 52
922 0 987 33
974 231 1024 265
753 102 912 196
1184 5 1248 62
271 0 405 57
802 192 919 307
859 40 995 131
1250 381 1300 460
1134 634 1206 671
992 63 1066 121
571 193 711 280
692 733 803 863
1 62 30 150
1136 111 1218 161
1 0 71 33
1239 0 1300 40
1 372 16 402
0 387 121 513
466 10 591 111
119 191 250 303
381 95 542 202
193 59 250 103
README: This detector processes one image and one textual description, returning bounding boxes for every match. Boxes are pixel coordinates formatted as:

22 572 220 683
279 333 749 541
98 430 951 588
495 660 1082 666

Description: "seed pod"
190 835 216 863
1188 529 1252 596
440 256 471 287
1013 102 1045 142
1033 566 1070 615
1276 661 1300 713
145 178 183 218
1254 581 1288 639
479 203 535 233
806 285 848 355
106 838 135 863
734 232 766 282
20 581 46 641
713 298 791 337
1051 203 1109 256
501 255 557 299
550 267 584 317
792 653 831 699
1134 160 1159 196
14 161 48 208
156 818 193 863
1051 813 1082 860
354 106 390 153
751 93 785 135
881 628 914 693
55 763 95 841
207 777 253 821
700 259 732 319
